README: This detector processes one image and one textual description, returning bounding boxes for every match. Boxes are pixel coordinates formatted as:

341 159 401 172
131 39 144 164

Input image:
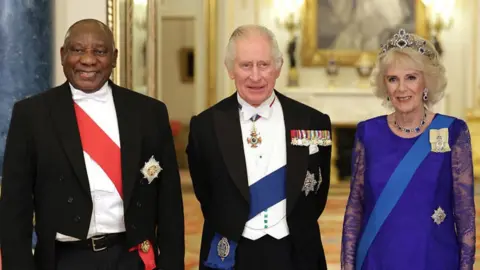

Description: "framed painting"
178 47 195 83
301 0 429 66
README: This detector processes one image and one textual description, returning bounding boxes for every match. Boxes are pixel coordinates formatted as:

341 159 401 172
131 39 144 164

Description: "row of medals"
291 137 332 146
248 126 332 147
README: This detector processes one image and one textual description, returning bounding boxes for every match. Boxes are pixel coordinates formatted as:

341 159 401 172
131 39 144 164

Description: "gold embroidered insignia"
140 156 162 184
429 128 451 153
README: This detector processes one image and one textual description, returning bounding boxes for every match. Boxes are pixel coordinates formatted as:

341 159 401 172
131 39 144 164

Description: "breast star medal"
247 123 262 148
431 206 446 225
141 155 162 184
302 170 317 196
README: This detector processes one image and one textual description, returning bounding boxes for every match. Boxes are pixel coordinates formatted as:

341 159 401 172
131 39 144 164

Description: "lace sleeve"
341 134 366 270
451 121 476 270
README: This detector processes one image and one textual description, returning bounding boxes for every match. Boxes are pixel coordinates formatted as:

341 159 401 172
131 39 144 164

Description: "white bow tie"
242 108 269 122
72 89 109 102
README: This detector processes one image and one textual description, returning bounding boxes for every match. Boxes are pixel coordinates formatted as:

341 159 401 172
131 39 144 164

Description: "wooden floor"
181 170 480 270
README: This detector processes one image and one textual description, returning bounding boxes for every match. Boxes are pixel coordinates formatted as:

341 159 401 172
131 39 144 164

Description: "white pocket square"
309 144 319 155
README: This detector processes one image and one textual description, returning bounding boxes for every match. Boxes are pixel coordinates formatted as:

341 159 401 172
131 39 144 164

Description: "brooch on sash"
291 130 332 146
217 237 230 261
140 240 151 253
431 206 446 225
429 128 451 153
141 155 162 184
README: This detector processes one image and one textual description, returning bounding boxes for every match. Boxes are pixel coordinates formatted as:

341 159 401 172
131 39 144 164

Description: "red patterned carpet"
181 170 480 270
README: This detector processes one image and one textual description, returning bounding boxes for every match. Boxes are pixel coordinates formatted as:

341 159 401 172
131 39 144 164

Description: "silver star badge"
302 170 317 196
431 206 446 225
140 155 162 184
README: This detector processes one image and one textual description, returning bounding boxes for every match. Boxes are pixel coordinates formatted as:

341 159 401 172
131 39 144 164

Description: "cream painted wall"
161 19 196 123
216 0 479 119
53 0 107 86
441 0 476 118
477 0 480 104
157 0 206 116
471 0 480 107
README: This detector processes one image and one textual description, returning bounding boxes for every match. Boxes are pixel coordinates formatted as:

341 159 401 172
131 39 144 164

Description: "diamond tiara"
379 29 436 60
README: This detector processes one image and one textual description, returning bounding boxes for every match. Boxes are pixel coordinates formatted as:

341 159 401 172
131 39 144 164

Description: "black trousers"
234 235 294 270
55 240 144 270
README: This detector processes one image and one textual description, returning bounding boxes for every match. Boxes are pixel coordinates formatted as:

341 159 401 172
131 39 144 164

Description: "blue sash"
248 166 287 219
204 166 287 269
355 115 454 270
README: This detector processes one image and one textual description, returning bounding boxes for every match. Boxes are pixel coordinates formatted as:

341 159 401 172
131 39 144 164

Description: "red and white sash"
74 103 156 270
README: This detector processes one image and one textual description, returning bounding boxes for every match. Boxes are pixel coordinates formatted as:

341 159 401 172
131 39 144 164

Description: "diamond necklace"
394 111 427 133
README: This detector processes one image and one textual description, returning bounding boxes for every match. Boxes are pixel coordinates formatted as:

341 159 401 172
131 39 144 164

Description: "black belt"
56 233 126 252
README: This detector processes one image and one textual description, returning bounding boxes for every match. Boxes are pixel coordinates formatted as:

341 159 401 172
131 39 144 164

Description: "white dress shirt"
56 82 126 241
238 93 290 240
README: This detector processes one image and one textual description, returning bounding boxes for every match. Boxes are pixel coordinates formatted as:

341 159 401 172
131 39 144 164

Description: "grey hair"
224 24 283 71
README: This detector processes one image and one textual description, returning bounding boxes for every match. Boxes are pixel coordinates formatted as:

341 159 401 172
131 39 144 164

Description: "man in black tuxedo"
186 24 332 270
0 19 184 270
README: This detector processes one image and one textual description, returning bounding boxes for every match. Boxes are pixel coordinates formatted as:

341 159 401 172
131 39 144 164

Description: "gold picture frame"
301 0 429 66
106 0 158 98
107 0 131 88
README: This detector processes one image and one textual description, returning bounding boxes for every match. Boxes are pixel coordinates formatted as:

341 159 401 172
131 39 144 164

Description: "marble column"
0 0 53 179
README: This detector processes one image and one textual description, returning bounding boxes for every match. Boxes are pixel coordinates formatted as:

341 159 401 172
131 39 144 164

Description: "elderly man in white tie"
187 24 333 270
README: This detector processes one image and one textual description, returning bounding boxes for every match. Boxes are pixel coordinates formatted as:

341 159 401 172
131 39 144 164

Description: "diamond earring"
423 88 428 101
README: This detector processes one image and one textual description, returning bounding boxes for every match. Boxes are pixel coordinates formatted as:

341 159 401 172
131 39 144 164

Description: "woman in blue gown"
341 29 476 270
